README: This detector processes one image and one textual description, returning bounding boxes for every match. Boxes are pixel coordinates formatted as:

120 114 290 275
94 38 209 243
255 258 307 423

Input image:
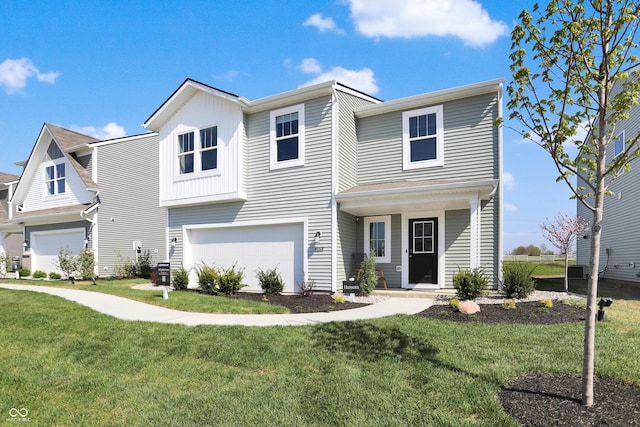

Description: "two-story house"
144 78 503 292
576 65 640 283
7 123 165 276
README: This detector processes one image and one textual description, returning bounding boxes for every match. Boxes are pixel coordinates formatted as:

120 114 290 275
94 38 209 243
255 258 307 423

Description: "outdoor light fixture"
84 238 89 248
314 231 321 244
597 297 613 321
22 240 28 249
170 237 177 247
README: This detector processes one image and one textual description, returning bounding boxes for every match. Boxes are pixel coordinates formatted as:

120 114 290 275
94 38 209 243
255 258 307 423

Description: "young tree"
541 213 590 292
507 0 640 406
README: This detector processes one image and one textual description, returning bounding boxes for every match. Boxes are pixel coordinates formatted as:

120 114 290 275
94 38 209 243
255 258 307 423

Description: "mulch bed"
417 300 640 426
225 292 370 313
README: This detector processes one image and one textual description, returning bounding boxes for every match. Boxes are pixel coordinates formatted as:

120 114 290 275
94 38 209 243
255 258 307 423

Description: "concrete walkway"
0 284 434 327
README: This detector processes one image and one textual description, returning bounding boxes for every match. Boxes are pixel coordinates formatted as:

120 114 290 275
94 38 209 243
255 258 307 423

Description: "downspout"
497 83 504 286
330 86 339 293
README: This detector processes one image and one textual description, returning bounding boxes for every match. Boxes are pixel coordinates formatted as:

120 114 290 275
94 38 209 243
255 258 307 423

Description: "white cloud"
0 58 60 94
504 203 518 212
301 65 379 94
503 171 514 190
303 13 343 33
72 122 126 140
300 58 322 74
346 0 508 47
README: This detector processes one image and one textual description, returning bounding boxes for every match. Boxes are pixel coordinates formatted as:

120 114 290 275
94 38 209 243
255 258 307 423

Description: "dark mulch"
225 292 370 313
418 300 640 426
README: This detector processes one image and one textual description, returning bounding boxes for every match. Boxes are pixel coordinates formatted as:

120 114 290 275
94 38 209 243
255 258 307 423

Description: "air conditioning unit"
568 265 586 279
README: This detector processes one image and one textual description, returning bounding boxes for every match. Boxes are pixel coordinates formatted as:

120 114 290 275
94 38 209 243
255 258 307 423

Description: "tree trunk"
564 254 570 293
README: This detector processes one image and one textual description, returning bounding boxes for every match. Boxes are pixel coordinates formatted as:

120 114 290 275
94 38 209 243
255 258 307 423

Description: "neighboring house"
7 123 165 276
144 78 503 292
0 172 23 270
576 65 640 282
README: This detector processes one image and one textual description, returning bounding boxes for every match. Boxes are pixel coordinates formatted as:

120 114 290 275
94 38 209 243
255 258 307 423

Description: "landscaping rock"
458 300 481 315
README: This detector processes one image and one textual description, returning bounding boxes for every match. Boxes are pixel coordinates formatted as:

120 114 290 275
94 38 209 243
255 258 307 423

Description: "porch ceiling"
336 178 498 216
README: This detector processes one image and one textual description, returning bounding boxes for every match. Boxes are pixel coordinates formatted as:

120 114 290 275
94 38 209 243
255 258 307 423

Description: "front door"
409 218 438 284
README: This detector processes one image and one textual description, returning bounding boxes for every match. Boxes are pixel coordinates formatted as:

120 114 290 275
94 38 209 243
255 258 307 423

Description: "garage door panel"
32 229 85 274
187 224 303 293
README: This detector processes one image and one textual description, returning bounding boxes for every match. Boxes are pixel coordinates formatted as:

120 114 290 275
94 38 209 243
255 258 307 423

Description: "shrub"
449 298 460 309
56 246 78 279
501 261 536 299
217 263 245 295
77 249 95 280
502 299 517 310
539 298 553 308
299 278 316 296
136 250 153 279
49 272 62 280
32 270 47 279
19 267 31 278
256 266 285 296
172 266 190 290
113 252 135 278
333 295 345 304
359 256 378 296
196 262 219 294
453 267 489 300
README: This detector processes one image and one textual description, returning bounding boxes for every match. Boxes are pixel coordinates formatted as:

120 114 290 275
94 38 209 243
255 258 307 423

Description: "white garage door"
31 229 85 275
186 223 304 293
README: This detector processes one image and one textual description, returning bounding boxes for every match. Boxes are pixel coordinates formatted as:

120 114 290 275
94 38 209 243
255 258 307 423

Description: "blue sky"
0 0 575 253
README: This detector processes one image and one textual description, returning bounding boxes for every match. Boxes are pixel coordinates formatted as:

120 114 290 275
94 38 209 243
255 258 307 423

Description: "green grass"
503 259 575 277
0 278 289 314
1 288 639 426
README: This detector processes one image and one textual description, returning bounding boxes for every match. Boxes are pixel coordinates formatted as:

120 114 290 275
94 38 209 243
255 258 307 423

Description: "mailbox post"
157 262 171 300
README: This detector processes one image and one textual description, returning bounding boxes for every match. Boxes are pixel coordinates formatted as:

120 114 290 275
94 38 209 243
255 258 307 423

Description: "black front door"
409 218 438 284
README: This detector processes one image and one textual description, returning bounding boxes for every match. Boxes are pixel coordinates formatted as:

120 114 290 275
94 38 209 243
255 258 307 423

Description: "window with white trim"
364 215 391 263
614 130 625 157
270 104 305 170
177 126 218 175
402 105 444 170
45 162 65 195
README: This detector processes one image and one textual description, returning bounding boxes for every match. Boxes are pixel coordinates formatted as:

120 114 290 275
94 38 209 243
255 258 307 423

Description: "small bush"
256 266 285 296
136 250 153 279
539 298 553 308
502 299 517 310
501 261 536 299
56 246 78 279
19 267 31 278
172 266 190 290
359 256 378 296
333 295 345 304
449 298 460 309
48 272 62 280
453 267 489 300
196 262 219 294
77 249 95 280
299 278 316 296
217 263 245 295
33 270 47 279
113 252 135 279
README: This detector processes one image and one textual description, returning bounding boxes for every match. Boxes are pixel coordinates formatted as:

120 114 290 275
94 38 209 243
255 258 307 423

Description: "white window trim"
175 125 221 179
270 104 305 170
614 130 625 157
43 159 66 197
402 105 444 170
364 215 391 264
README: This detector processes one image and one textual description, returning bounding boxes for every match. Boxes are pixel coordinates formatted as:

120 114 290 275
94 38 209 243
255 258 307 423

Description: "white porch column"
469 194 481 269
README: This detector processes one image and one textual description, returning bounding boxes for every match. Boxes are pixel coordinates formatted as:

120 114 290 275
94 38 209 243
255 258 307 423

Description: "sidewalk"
0 284 434 326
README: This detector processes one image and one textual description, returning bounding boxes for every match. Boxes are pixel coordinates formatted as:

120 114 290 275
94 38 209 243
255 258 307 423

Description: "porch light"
314 231 321 244
170 237 177 247
23 240 28 249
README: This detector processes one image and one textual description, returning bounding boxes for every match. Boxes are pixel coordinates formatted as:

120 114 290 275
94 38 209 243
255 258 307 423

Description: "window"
270 104 305 170
364 216 391 263
413 220 434 254
200 127 218 171
45 162 65 195
614 131 625 157
402 105 444 169
177 126 218 175
178 131 194 174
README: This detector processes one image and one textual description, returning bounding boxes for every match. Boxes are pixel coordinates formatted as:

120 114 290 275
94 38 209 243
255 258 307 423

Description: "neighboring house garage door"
31 229 85 274
186 223 304 293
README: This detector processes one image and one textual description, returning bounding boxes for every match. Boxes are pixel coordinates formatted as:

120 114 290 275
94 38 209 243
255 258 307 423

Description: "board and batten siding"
357 92 499 184
158 90 243 205
95 134 166 276
169 95 336 291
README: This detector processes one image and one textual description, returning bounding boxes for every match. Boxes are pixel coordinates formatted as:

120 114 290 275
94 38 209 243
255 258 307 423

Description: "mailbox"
11 256 21 271
157 262 171 285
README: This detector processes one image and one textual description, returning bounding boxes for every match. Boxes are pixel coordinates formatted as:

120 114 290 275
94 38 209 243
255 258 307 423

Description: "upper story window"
45 162 65 195
270 104 305 170
364 215 391 263
614 130 625 157
402 105 444 170
177 126 218 175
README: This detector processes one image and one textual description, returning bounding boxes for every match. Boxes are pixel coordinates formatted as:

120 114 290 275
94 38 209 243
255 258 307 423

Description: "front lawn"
1 288 638 426
0 278 289 314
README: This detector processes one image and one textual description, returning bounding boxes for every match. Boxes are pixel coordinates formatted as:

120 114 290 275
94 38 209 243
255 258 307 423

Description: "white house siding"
169 95 335 291
158 90 243 205
22 154 95 212
94 134 166 277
